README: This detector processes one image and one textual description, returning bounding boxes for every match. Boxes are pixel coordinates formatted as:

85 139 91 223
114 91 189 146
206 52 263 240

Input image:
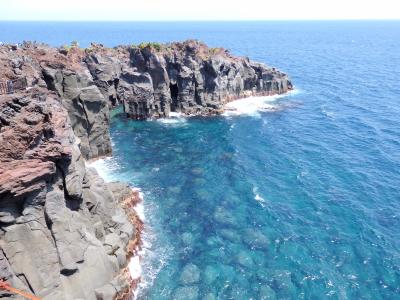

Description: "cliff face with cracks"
0 89 140 299
126 41 292 118
0 40 292 299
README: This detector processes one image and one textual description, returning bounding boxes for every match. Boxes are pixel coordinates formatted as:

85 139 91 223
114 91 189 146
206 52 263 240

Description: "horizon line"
1 19 400 22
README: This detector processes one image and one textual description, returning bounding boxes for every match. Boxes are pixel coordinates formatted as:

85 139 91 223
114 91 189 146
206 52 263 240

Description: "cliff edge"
0 40 292 299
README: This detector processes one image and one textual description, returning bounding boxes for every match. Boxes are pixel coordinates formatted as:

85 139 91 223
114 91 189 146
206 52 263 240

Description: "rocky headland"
0 40 292 299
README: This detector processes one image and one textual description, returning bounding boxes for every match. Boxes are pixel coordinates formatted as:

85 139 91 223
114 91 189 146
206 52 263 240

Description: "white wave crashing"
223 95 279 117
223 89 299 117
132 202 171 299
128 256 142 280
86 156 120 181
157 112 187 125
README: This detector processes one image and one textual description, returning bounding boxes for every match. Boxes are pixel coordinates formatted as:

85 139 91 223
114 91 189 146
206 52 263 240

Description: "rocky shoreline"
0 40 292 299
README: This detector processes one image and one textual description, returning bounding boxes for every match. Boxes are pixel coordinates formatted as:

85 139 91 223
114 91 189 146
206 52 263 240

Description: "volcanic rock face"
127 41 292 118
1 40 292 123
41 66 112 160
0 40 292 299
0 91 136 299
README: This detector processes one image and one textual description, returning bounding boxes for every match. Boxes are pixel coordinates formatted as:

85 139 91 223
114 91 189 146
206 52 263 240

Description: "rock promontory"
3 40 292 125
125 41 292 118
0 40 292 299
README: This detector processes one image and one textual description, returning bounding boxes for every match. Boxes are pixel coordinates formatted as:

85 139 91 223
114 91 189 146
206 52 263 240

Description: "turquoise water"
3 21 400 299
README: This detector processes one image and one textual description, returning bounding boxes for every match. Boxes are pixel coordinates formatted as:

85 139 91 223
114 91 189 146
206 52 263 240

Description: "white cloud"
0 0 399 20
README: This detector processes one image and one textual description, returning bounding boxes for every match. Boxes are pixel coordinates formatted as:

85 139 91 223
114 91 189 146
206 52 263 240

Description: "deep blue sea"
2 21 400 299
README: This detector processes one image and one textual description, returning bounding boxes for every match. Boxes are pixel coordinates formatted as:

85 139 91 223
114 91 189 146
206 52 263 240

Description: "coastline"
88 159 147 299
1 19 399 300
117 188 145 300
0 39 292 299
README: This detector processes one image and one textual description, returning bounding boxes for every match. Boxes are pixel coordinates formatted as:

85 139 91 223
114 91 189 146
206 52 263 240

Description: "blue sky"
0 0 399 21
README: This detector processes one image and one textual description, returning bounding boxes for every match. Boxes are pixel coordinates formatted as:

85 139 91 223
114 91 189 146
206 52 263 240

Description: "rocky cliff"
2 40 292 126
0 40 292 299
0 89 142 299
126 41 292 118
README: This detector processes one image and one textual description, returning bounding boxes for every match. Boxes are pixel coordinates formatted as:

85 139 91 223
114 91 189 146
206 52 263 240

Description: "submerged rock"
203 265 220 285
202 292 217 300
242 228 270 249
259 285 277 300
236 250 256 268
218 228 242 243
270 269 296 298
213 206 237 226
180 263 201 284
172 285 199 300
181 232 195 246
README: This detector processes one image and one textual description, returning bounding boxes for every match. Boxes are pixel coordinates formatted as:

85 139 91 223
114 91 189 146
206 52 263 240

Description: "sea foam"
157 112 187 125
222 90 298 117
252 186 267 207
223 95 280 117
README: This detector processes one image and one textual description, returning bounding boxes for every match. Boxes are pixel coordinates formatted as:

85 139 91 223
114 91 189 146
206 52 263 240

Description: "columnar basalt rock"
84 53 122 106
41 67 112 160
117 70 155 120
126 40 293 118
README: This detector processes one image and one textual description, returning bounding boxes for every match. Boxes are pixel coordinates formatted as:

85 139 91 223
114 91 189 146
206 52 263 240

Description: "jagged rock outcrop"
41 67 112 160
126 41 292 118
1 40 292 123
1 43 113 160
0 90 138 299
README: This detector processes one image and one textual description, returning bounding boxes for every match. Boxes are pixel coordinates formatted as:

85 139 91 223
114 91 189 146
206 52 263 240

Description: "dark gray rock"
0 93 135 299
125 40 293 118
85 53 122 106
42 67 112 160
118 70 155 120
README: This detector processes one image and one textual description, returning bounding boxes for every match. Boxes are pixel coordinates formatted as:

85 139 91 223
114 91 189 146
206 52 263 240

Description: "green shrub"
138 42 162 52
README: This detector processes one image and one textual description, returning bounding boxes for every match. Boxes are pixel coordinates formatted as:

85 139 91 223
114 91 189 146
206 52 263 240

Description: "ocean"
2 21 400 299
